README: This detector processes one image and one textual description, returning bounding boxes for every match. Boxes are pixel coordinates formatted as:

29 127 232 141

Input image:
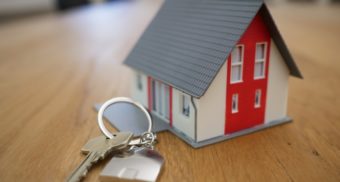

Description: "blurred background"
0 0 111 23
0 0 340 23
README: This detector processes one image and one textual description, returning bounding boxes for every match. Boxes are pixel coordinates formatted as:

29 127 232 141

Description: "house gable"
260 5 302 78
225 11 271 133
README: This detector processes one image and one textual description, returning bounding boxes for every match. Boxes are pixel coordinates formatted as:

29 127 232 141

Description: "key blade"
81 132 133 154
66 152 99 182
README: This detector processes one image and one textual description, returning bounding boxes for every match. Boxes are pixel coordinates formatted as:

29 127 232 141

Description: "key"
66 132 133 182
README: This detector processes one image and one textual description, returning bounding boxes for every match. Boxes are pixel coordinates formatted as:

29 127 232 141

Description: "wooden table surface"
0 0 340 181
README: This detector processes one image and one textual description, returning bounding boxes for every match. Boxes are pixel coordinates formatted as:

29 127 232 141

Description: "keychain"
66 97 164 182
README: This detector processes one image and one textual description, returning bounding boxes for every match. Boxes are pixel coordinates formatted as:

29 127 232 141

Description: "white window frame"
181 93 190 117
230 45 244 84
254 89 261 108
254 42 267 79
232 94 239 113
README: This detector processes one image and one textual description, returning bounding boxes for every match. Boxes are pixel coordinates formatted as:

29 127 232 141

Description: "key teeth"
67 133 134 182
93 156 102 163
78 165 91 180
77 156 100 180
78 160 94 179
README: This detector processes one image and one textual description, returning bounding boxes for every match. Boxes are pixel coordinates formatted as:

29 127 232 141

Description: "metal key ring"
97 97 153 139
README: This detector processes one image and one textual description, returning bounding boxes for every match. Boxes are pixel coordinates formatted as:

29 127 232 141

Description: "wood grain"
0 1 339 181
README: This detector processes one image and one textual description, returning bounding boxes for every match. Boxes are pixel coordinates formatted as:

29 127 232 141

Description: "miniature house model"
124 0 302 147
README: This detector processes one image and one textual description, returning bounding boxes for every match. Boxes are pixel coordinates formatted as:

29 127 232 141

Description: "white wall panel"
172 90 196 140
131 72 148 108
265 39 290 123
196 63 227 142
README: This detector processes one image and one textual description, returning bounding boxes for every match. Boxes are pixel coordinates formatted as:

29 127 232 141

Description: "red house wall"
225 12 271 134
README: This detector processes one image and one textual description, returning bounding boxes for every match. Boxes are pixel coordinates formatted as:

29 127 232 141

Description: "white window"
151 79 171 120
231 45 244 83
255 89 261 108
232 94 238 113
181 94 190 117
254 43 266 79
137 73 143 90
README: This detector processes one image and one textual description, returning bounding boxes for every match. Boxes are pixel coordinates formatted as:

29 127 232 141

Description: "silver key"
66 132 133 182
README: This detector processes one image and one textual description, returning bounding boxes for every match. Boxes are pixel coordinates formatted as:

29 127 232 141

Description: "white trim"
232 94 239 113
230 45 244 84
254 42 267 80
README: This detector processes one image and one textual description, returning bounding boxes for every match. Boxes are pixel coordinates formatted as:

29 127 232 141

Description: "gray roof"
124 0 302 98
